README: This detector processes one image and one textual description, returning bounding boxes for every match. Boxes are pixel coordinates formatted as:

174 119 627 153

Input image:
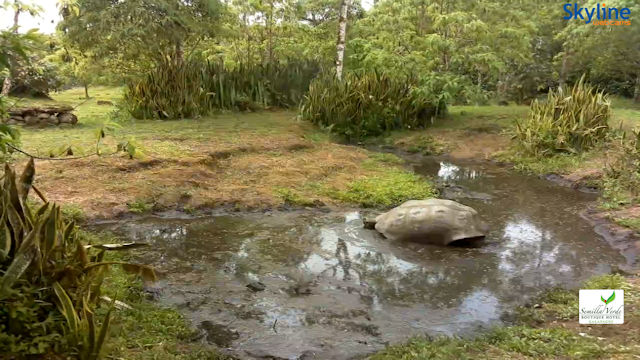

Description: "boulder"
24 115 39 125
373 199 488 246
58 112 78 124
4 106 77 126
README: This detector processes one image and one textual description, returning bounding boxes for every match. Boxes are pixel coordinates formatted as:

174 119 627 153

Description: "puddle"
95 157 629 359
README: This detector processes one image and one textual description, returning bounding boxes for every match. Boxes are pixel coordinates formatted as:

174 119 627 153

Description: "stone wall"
4 106 78 126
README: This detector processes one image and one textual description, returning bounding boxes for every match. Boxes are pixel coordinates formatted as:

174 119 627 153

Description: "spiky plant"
300 72 446 140
0 159 155 359
125 58 321 119
514 76 611 156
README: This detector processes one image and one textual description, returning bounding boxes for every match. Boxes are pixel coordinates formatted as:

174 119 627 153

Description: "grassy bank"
371 274 640 359
385 98 640 232
8 87 436 219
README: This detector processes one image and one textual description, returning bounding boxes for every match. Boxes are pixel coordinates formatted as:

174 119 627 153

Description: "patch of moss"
326 167 436 208
497 151 587 175
127 198 154 213
274 187 319 207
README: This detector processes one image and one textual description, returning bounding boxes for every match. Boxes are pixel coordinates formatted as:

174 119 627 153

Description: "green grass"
8 86 305 160
435 104 529 131
127 198 154 214
499 151 591 175
274 187 319 207
84 232 231 360
61 203 87 223
611 96 640 132
613 217 640 231
372 274 638 360
371 327 605 360
325 167 436 208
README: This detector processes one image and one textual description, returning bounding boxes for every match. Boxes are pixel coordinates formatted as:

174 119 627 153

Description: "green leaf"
606 291 615 304
53 282 79 336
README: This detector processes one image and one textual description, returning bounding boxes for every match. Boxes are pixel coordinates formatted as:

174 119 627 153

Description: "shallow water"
97 157 628 360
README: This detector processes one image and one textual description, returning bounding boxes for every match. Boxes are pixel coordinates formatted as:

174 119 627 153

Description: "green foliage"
60 0 225 77
0 160 154 358
274 187 318 207
371 327 604 360
582 274 628 290
614 217 640 231
514 77 611 156
300 72 447 140
127 198 154 214
326 167 436 208
100 263 231 359
603 129 640 208
124 57 320 119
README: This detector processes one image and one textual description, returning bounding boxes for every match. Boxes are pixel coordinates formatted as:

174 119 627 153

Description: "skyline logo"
563 3 632 25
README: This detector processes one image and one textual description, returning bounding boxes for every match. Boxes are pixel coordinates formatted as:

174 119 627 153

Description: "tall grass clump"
124 56 207 119
300 72 447 140
0 159 154 358
125 57 320 119
514 76 611 156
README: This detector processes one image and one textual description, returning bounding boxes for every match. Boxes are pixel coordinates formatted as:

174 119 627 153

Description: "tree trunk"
634 75 640 103
267 0 274 65
84 83 89 99
1 3 21 96
335 0 349 80
559 52 569 91
175 40 184 65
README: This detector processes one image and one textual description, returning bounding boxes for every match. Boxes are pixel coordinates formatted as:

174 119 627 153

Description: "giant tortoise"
371 199 488 246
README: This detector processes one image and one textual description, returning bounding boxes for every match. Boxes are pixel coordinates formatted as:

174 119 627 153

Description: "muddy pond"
95 156 631 360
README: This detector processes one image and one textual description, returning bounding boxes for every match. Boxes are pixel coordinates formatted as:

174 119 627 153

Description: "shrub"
0 159 154 359
124 57 320 119
300 71 447 140
514 76 611 156
603 129 640 207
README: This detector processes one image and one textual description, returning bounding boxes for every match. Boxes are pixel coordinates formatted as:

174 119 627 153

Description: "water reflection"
437 162 483 181
95 157 629 359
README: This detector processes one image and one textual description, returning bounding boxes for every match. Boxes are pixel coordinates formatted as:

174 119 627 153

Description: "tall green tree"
59 0 224 76
558 0 640 101
1 0 42 95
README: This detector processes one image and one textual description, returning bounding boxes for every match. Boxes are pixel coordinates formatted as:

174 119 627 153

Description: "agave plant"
514 75 611 156
0 159 155 359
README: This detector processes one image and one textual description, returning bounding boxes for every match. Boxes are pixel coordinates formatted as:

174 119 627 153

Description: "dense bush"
124 57 320 119
0 160 154 359
300 72 447 140
514 77 611 156
603 130 640 206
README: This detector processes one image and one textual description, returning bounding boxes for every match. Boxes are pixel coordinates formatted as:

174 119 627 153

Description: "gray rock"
246 281 266 292
24 115 39 125
374 199 488 246
58 112 78 124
